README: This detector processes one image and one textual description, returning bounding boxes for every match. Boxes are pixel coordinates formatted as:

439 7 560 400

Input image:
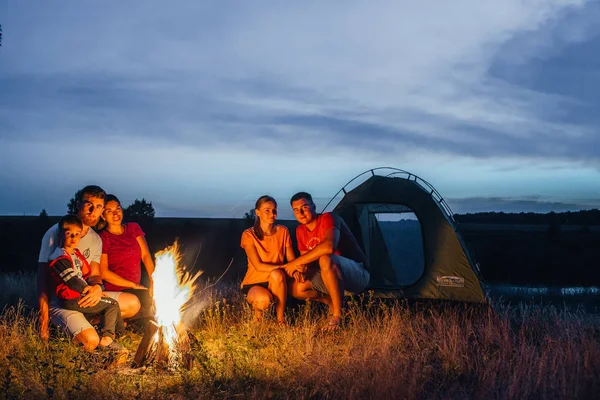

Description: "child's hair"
254 195 277 240
57 214 83 247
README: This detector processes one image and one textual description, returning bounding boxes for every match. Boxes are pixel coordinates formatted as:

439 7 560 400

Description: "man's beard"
81 214 100 227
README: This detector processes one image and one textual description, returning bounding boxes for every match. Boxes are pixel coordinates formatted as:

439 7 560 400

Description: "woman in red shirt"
99 194 155 329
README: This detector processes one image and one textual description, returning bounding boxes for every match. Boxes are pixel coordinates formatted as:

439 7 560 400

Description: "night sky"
1 1 599 219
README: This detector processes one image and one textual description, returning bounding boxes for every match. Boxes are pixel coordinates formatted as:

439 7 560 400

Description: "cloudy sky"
1 0 599 218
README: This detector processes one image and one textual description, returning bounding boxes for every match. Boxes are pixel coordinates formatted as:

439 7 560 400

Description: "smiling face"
77 193 105 228
103 199 123 226
256 200 278 225
291 197 317 225
61 223 82 251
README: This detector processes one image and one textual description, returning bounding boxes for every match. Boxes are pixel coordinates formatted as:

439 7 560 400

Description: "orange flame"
151 241 197 362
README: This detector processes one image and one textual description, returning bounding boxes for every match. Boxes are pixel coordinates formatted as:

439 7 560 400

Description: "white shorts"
49 291 122 336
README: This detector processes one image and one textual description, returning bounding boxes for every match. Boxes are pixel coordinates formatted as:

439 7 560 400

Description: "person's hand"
283 263 297 277
296 264 308 273
78 284 103 308
148 279 154 298
292 270 306 283
132 283 148 290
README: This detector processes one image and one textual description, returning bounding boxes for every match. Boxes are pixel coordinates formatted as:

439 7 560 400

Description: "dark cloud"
1 67 599 165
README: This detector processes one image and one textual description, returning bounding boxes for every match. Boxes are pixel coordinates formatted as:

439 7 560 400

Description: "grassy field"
1 273 600 399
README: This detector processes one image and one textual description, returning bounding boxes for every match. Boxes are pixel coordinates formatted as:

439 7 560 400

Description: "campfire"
133 241 200 369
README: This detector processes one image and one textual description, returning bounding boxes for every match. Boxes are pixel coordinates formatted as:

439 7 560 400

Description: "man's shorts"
49 291 122 336
308 254 370 295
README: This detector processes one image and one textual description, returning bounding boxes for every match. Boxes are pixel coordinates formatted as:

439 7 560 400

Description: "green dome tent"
324 168 487 303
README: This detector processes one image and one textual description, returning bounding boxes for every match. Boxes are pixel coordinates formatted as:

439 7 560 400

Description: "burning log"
175 322 193 370
132 320 159 367
133 321 193 369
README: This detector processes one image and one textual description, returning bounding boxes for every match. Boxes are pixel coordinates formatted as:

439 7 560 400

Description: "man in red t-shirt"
283 192 370 330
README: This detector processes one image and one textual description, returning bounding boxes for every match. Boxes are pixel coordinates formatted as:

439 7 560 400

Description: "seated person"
99 194 155 331
38 185 138 350
240 195 296 324
48 215 124 350
283 192 370 330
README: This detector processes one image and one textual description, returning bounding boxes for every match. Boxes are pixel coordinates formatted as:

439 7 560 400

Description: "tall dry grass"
0 272 37 311
1 280 599 399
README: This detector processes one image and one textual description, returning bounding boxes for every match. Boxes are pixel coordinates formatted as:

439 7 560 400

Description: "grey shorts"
309 254 370 295
49 291 122 336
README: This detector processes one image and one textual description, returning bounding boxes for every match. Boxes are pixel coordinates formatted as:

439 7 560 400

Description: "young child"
48 214 124 350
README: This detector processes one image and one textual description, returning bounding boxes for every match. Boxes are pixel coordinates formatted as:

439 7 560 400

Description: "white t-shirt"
38 223 102 265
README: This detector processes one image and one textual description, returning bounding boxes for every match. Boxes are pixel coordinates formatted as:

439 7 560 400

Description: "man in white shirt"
37 185 139 350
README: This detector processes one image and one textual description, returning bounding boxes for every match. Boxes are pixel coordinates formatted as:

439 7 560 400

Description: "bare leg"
289 279 333 308
115 292 141 319
268 269 287 323
73 327 100 351
318 255 344 318
246 286 273 322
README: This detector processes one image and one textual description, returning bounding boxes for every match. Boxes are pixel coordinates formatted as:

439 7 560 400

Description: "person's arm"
137 235 155 296
78 261 103 308
296 226 338 264
37 227 56 341
240 230 284 272
37 262 50 341
99 253 145 289
285 244 296 264
285 243 306 282
51 258 89 293
284 215 341 273
243 243 284 272
288 230 338 267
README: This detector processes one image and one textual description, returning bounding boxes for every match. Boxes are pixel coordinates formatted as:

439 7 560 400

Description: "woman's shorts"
241 282 269 295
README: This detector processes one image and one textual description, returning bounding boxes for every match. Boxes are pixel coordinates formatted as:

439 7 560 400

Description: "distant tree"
243 208 256 226
39 208 48 218
67 189 82 214
125 198 155 220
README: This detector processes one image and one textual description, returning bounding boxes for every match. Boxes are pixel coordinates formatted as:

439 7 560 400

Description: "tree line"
38 194 155 221
454 209 600 225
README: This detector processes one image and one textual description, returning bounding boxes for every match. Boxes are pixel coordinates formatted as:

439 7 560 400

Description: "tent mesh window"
356 203 425 288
